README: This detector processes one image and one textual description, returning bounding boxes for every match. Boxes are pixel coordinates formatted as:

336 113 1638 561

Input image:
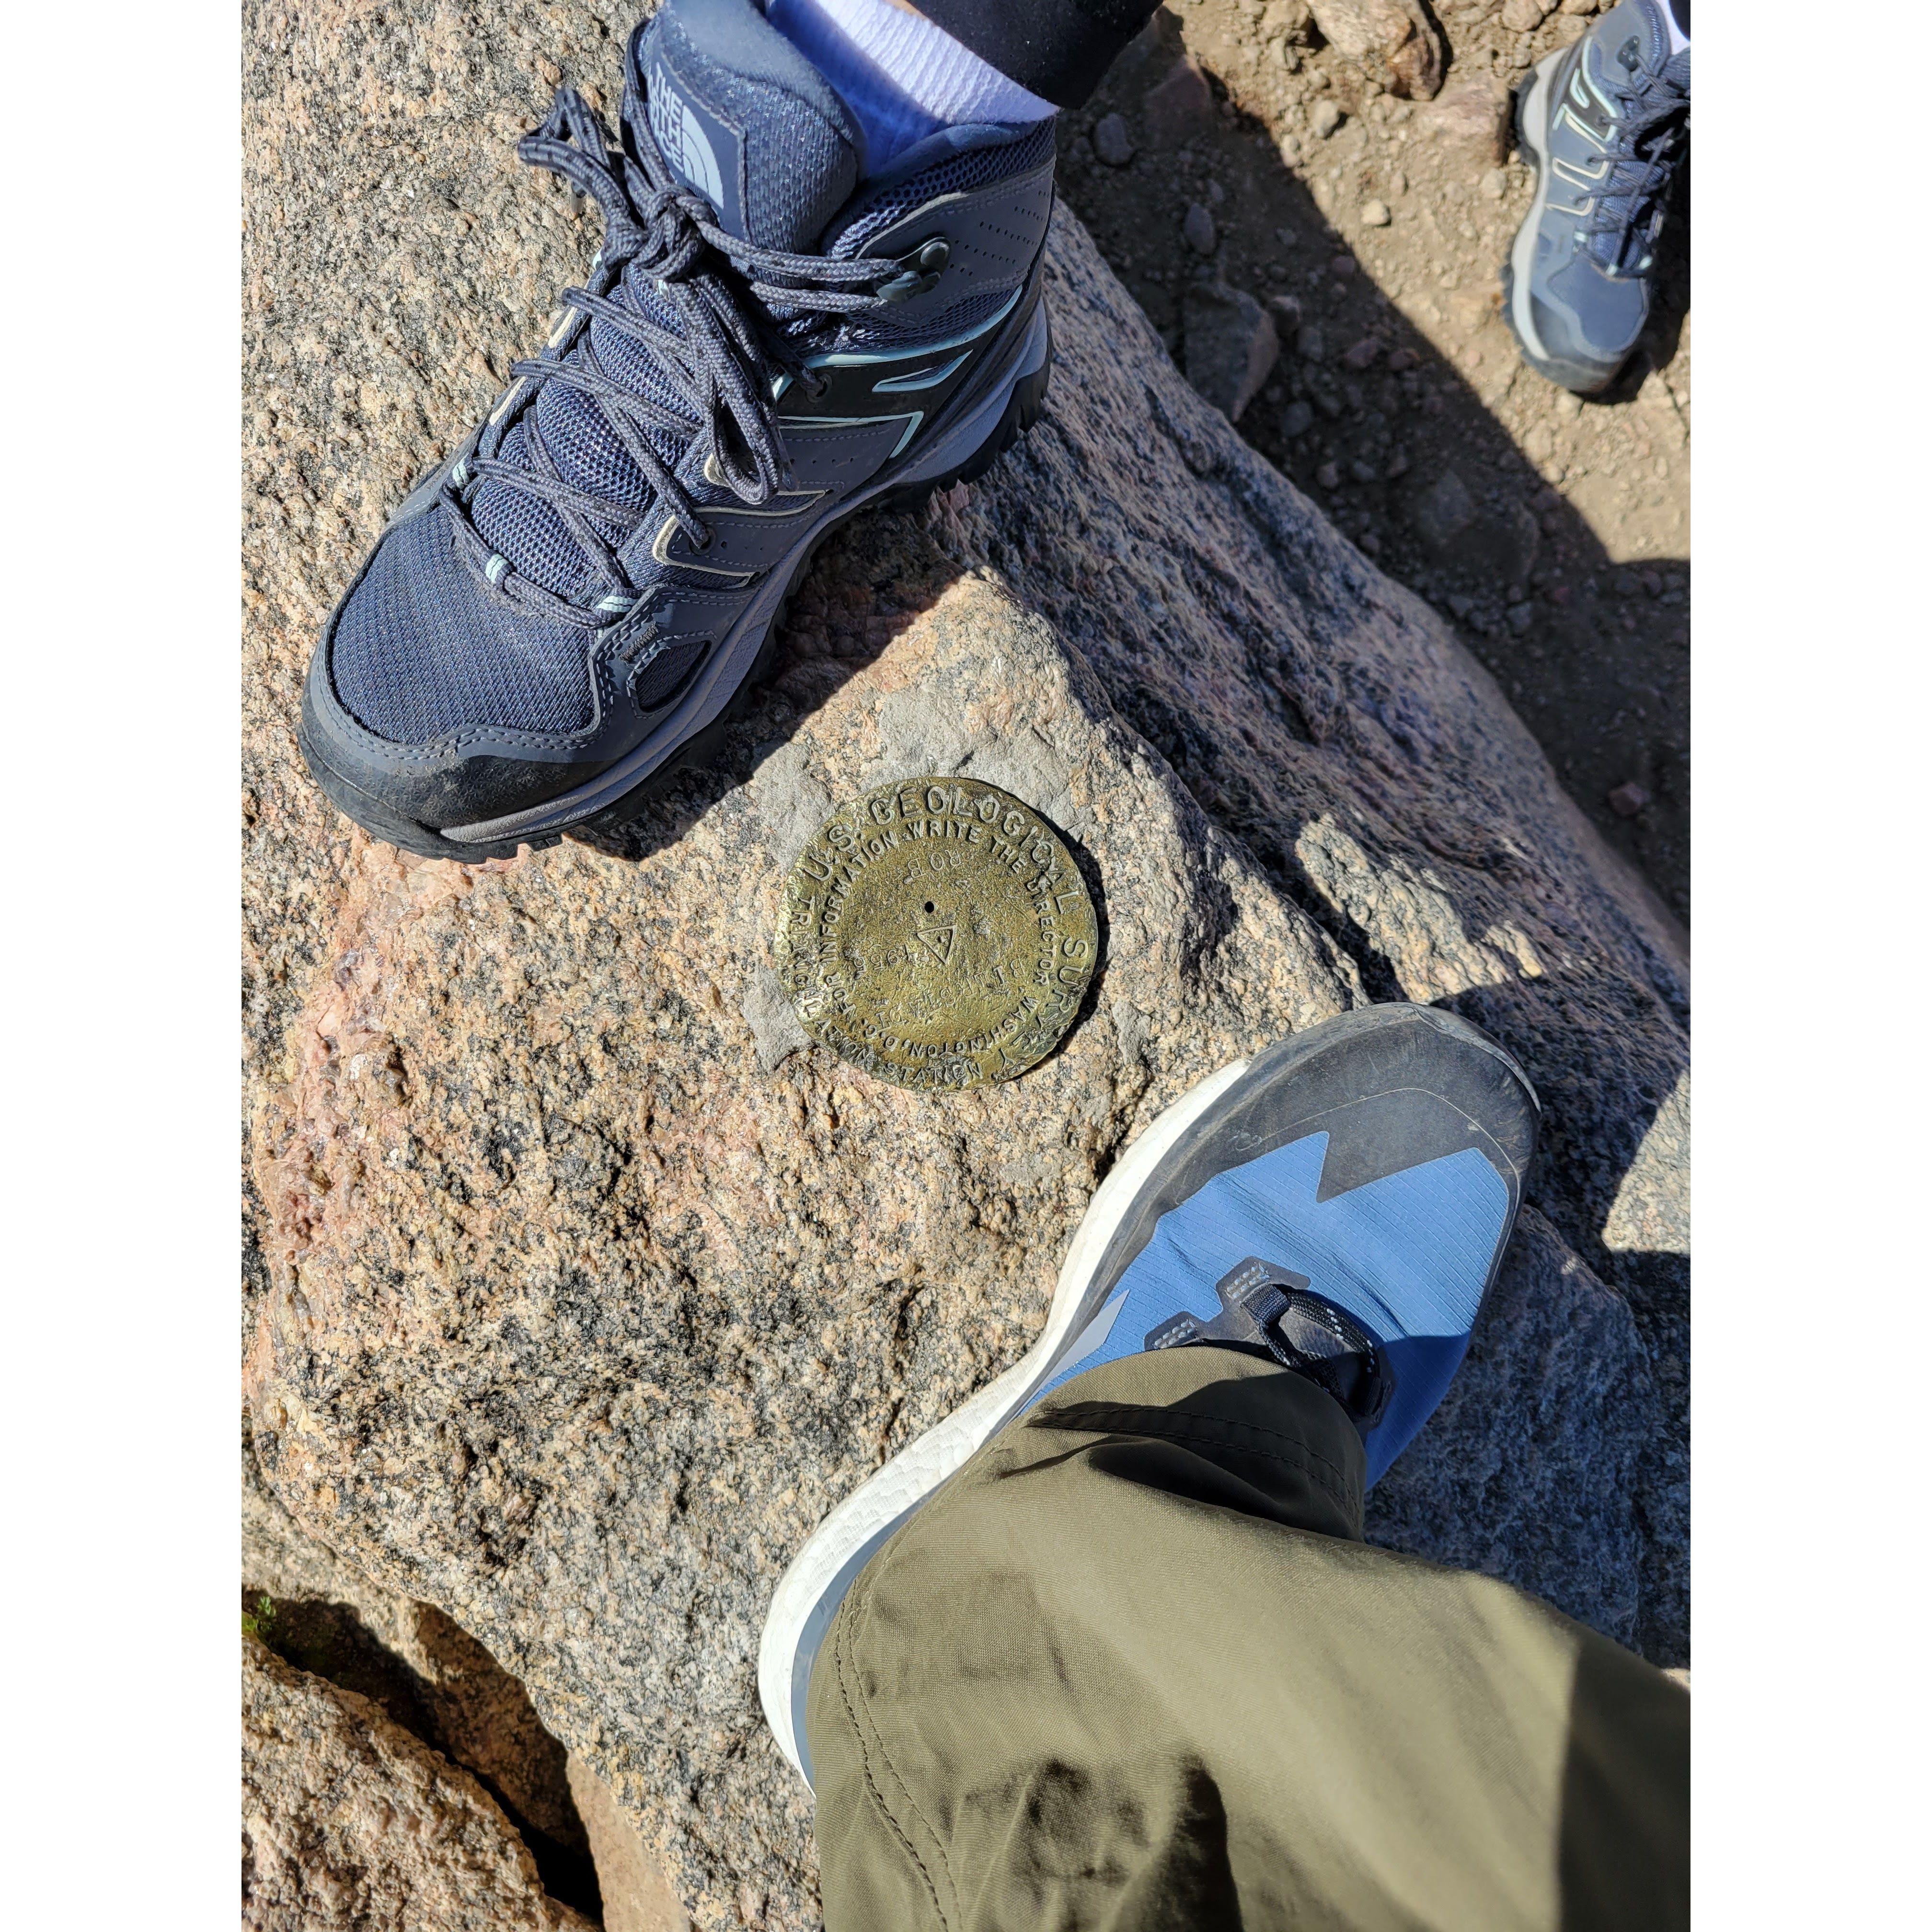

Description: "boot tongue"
640 0 860 252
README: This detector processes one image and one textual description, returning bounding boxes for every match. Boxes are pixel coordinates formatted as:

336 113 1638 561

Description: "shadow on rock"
568 514 960 872
1059 11 1690 921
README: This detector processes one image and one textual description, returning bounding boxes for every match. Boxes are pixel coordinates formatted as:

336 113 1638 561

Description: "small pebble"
1448 594 1474 619
1349 459 1379 485
1183 203 1218 255
1342 337 1381 370
1387 347 1418 372
1093 113 1134 167
1554 391 1582 419
1315 460 1341 488
1385 448 1410 479
1267 292 1304 331
1607 781 1651 818
1280 400 1314 438
1613 569 1642 598
1208 179 1226 206
1506 600 1536 633
1311 99 1343 138
1481 167 1509 200
1329 254 1357 280
1297 323 1326 362
1361 200 1392 227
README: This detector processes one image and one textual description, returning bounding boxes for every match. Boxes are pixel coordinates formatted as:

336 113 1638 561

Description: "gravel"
1093 112 1134 167
1045 0 1691 917
1409 468 1479 552
1361 199 1392 226
1183 201 1219 255
1180 280 1280 423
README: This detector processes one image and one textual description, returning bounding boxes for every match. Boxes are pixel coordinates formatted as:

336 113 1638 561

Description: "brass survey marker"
774 778 1100 1092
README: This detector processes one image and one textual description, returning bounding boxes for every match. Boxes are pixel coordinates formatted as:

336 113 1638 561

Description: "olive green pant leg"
806 1347 1687 1932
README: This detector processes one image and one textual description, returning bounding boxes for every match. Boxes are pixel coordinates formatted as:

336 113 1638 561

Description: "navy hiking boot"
1505 0 1689 395
758 1002 1540 1783
301 0 1056 860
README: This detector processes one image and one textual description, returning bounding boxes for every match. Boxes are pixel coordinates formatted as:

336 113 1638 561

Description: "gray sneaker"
1504 0 1689 395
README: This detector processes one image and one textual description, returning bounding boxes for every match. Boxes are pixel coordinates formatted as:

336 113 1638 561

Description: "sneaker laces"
442 64 902 629
1584 47 1688 275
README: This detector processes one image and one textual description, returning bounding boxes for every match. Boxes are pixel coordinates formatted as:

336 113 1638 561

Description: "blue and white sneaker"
758 1002 1540 1783
301 0 1056 860
1504 0 1689 395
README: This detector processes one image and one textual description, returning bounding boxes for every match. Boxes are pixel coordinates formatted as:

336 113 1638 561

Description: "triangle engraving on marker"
915 925 956 966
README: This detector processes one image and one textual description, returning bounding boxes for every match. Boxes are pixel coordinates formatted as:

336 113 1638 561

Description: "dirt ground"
1052 0 1690 921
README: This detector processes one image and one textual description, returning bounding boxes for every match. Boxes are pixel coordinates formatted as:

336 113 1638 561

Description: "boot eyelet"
878 236 950 303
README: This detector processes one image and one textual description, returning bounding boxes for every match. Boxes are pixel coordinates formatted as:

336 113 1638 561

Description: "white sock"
766 0 1054 177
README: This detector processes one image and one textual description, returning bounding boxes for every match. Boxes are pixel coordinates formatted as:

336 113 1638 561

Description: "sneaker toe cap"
1528 254 1650 388
303 506 612 838
324 506 598 749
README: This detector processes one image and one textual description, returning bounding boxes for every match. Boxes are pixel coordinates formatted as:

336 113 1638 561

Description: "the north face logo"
648 71 725 212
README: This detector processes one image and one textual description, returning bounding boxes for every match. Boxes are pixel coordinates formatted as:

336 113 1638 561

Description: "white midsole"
1509 52 1564 363
446 304 1052 845
756 1052 1252 1785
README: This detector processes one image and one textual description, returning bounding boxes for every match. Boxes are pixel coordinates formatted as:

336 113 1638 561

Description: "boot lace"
442 49 901 629
1585 50 1689 275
